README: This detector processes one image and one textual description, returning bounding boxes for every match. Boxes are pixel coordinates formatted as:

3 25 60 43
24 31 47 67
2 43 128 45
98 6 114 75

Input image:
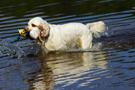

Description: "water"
1 0 135 90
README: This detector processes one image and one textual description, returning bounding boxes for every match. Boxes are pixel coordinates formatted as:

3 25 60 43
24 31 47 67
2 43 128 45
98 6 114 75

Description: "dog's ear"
39 21 50 38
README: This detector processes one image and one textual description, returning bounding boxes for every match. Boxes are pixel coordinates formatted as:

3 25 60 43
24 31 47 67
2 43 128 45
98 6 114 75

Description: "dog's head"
25 17 50 39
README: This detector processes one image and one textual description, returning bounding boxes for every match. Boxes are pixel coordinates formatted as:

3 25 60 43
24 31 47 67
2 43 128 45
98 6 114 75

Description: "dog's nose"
24 27 30 32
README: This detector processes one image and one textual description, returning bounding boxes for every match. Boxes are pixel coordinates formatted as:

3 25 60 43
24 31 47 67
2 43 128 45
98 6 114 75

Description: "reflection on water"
1 0 135 90
20 51 108 90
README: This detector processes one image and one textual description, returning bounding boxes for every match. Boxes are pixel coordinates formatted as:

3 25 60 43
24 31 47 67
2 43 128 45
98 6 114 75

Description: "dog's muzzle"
24 27 40 40
24 27 30 32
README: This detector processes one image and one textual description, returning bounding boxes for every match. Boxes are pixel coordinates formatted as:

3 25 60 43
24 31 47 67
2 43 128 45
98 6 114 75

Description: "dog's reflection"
31 51 108 90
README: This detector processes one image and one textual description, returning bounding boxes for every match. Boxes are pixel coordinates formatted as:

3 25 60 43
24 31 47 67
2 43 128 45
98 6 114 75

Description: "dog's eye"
32 24 37 27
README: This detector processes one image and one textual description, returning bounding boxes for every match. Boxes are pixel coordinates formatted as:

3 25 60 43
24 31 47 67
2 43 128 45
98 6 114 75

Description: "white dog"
24 17 106 51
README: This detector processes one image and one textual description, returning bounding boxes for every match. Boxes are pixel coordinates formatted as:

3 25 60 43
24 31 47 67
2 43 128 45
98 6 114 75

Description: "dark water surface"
1 0 135 90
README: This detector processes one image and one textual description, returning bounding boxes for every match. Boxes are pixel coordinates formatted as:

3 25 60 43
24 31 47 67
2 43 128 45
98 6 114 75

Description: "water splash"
0 40 103 58
0 39 25 58
58 42 103 53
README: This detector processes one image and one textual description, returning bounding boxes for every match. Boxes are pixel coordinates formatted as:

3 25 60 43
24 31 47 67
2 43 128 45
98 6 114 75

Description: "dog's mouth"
21 28 39 40
24 26 40 40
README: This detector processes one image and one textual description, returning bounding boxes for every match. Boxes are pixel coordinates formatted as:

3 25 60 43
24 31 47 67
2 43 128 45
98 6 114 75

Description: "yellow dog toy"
18 29 30 37
14 29 32 41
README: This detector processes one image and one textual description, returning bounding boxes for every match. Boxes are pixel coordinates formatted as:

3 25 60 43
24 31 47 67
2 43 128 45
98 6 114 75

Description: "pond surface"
1 0 135 90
